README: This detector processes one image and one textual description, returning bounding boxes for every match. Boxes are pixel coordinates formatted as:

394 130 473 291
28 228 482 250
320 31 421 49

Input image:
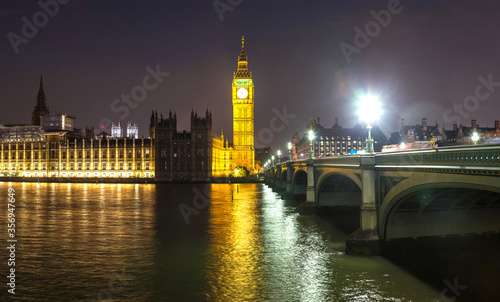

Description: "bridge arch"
281 168 288 189
380 177 500 240
292 168 307 195
315 171 362 207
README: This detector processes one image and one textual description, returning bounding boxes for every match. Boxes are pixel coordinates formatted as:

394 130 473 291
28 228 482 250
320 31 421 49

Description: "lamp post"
287 142 292 161
308 130 315 159
471 132 480 145
271 155 275 166
277 150 282 164
358 94 381 153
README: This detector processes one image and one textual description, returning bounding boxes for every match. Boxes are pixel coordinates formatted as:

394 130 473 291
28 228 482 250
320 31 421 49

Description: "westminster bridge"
264 143 500 255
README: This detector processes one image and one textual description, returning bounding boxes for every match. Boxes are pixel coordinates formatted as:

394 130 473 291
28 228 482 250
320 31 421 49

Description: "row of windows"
1 149 150 159
318 136 359 141
319 141 359 145
3 162 151 171
1 142 151 149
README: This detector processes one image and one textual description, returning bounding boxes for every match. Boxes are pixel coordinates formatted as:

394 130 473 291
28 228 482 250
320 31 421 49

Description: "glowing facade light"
308 130 315 141
308 130 315 159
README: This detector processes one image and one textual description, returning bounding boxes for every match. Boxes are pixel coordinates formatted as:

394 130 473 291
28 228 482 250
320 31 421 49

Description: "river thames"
1 182 496 301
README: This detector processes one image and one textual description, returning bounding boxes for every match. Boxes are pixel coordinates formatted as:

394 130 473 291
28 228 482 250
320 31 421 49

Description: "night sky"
1 0 500 149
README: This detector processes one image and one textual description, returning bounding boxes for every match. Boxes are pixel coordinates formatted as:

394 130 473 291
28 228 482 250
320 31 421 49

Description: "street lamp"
308 130 315 159
271 155 275 166
277 150 282 164
358 94 381 153
471 132 480 145
287 142 292 161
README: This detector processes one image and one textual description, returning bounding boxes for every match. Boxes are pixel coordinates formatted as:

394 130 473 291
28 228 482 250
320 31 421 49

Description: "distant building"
32 76 50 126
41 112 74 132
442 119 500 145
2 76 152 179
0 131 154 178
396 118 500 146
212 130 233 177
0 125 44 142
109 121 138 139
229 36 255 172
211 36 256 176
292 117 387 158
399 118 443 143
126 121 139 139
482 120 500 143
150 110 212 182
111 122 123 138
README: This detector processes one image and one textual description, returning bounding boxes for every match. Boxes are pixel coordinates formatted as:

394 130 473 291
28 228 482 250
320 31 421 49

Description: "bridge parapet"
313 155 361 166
376 144 500 168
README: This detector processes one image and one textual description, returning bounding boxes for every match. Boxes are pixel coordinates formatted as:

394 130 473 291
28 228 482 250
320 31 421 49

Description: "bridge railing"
310 155 362 167
375 143 500 167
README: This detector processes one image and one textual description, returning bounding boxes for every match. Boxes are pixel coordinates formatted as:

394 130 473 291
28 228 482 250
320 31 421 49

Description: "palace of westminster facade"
0 37 255 181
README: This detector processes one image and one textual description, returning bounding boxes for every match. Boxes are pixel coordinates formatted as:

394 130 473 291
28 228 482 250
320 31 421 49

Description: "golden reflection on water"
1 182 158 301
205 184 267 301
0 182 443 301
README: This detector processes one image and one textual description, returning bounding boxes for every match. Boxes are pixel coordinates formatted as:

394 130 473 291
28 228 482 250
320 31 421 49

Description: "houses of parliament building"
0 37 255 181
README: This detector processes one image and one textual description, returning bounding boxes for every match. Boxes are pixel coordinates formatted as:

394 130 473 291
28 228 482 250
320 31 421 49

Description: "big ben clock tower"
232 36 255 172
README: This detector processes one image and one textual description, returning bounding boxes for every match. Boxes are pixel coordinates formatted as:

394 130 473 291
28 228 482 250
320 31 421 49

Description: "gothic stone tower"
232 36 255 172
32 75 50 126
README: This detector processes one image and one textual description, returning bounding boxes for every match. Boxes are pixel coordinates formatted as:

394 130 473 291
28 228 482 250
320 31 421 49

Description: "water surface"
0 182 441 301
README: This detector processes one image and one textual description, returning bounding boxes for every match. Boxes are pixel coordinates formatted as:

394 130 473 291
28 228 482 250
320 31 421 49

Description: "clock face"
237 87 248 99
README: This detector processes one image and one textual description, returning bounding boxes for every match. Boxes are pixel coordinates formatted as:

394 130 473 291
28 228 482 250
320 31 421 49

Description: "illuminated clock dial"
237 87 248 99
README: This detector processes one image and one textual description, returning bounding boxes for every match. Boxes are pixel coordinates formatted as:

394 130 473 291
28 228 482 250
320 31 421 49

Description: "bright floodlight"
308 130 315 141
471 132 480 144
358 94 381 123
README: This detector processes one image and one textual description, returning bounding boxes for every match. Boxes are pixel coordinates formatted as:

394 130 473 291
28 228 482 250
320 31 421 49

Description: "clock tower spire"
235 36 251 78
232 36 255 172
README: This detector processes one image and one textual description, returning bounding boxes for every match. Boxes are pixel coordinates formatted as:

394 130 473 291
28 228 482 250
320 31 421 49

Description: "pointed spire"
32 74 49 125
239 36 246 61
235 36 251 79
